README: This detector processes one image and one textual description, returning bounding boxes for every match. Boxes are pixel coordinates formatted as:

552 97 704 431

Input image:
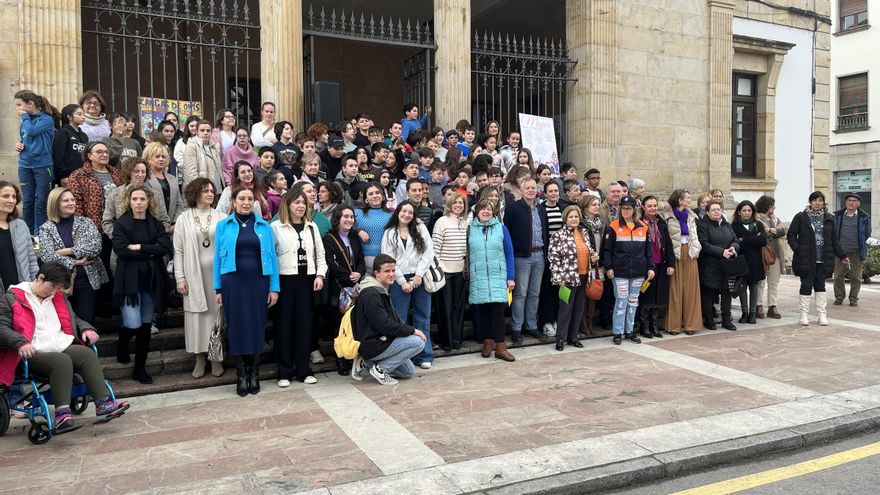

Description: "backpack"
334 305 360 359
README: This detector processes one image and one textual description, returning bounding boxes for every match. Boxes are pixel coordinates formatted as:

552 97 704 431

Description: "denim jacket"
213 214 280 292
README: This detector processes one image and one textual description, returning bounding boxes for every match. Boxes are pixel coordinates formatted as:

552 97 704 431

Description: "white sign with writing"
518 113 559 174
837 170 872 192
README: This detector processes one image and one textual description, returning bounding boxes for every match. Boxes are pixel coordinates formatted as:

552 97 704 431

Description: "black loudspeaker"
314 81 342 127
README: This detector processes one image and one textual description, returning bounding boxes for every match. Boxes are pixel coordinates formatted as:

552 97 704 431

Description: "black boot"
650 309 664 338
236 367 248 397
247 363 261 395
721 316 737 331
637 307 651 338
116 328 133 364
747 312 757 324
131 324 153 384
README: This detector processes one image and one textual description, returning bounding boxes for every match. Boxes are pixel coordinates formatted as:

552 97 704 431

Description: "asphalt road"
606 429 880 495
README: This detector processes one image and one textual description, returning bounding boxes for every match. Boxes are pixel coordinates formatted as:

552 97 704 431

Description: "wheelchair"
0 345 123 445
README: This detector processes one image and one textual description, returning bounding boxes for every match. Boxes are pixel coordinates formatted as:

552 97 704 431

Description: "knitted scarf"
672 207 690 236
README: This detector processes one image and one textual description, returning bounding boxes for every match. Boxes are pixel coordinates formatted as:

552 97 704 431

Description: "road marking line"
306 382 445 475
669 441 880 495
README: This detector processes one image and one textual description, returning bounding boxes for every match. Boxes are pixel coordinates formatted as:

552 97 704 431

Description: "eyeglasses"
82 100 100 107
91 149 110 156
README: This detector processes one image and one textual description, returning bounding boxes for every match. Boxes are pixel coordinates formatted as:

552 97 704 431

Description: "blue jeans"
18 165 53 234
120 292 155 329
389 278 434 364
512 252 544 332
364 335 425 379
612 277 644 335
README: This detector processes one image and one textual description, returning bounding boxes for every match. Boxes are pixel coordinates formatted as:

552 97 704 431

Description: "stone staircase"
93 309 556 398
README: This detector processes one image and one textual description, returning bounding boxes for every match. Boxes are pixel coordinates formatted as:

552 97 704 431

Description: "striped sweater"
432 214 470 273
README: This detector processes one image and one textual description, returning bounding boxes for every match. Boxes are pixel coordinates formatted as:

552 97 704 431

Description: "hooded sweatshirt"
51 124 89 180
18 112 55 169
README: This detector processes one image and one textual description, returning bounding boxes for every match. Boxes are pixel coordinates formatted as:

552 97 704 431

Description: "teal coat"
468 217 515 305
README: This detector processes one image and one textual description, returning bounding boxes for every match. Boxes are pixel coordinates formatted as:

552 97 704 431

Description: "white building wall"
732 18 816 223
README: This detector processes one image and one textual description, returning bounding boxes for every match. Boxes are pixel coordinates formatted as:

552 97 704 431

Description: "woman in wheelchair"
0 262 129 434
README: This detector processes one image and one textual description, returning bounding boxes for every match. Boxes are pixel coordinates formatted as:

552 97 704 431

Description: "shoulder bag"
423 256 446 293
330 234 360 313
586 261 604 301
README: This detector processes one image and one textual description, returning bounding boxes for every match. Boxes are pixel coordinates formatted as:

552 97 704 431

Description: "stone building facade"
1 0 830 222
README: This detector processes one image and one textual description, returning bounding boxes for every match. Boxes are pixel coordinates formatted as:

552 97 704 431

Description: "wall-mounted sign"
836 170 872 192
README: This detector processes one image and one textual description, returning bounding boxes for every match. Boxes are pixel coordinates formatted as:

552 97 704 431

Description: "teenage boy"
400 103 432 140
386 122 404 147
487 166 504 187
368 127 384 146
271 121 301 170
582 168 604 200
336 154 363 204
445 130 460 150
299 137 317 155
563 179 582 204
395 160 421 204
560 162 578 183
339 121 357 153
474 169 490 191
456 126 476 158
353 113 372 148
427 161 447 206
403 178 434 226
371 142 389 168
319 136 346 180
416 147 435 180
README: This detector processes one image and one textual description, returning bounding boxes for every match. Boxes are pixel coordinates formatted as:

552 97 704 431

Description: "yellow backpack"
334 306 360 359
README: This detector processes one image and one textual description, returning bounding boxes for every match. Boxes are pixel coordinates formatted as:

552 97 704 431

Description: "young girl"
14 90 60 234
264 169 288 218
378 169 397 210
52 103 88 186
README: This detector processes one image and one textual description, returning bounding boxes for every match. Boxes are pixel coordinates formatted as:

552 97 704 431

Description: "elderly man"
833 193 872 306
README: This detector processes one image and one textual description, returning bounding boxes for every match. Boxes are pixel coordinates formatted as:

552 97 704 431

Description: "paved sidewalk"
1 276 879 494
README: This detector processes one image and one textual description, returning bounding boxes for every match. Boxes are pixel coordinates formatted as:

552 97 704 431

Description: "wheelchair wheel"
0 398 9 436
27 422 51 445
71 395 89 415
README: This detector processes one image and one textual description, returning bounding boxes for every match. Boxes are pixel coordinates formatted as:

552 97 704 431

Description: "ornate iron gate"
471 31 576 148
81 0 261 129
302 4 436 127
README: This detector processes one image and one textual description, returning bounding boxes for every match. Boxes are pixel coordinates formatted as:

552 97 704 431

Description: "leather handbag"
722 254 749 278
761 245 777 267
586 262 604 301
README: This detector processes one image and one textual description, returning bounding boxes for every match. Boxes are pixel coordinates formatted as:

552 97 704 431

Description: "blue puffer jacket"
834 208 872 260
18 112 55 169
468 217 515 305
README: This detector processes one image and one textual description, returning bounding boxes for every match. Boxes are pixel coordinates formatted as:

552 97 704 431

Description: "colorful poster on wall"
137 97 203 136
518 113 559 174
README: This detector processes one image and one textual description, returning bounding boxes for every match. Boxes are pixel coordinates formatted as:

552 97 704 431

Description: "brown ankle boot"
756 305 765 319
494 342 515 362
481 339 495 358
767 306 782 319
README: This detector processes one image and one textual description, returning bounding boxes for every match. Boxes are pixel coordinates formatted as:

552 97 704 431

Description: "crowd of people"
1 86 873 428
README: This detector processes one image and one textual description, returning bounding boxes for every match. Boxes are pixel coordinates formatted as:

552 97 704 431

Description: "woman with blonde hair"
143 142 185 228
38 187 109 323
173 178 226 379
432 192 470 350
102 157 171 238
112 184 172 383
271 189 327 387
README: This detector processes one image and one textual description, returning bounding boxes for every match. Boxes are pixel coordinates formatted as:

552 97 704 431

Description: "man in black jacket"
503 178 549 343
351 254 427 385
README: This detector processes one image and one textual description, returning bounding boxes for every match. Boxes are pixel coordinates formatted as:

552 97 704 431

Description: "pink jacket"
222 143 259 185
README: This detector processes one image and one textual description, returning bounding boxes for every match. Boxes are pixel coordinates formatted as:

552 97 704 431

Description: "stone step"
107 333 558 398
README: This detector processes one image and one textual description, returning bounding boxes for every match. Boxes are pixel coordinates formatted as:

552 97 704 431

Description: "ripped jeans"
612 277 644 335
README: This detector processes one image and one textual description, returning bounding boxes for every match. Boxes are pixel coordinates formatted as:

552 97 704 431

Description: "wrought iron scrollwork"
471 29 577 153
81 0 261 128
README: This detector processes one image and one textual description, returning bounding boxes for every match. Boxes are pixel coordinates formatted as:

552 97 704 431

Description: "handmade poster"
518 113 560 174
137 97 203 135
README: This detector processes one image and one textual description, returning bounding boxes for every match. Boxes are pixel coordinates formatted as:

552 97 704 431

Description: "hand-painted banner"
137 97 203 135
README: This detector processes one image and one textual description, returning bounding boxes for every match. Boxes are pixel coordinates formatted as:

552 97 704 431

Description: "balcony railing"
838 112 869 131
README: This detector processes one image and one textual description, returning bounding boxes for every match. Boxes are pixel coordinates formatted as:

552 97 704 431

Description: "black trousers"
475 302 506 341
538 264 558 327
69 285 97 324
437 272 467 348
701 286 732 323
275 274 315 381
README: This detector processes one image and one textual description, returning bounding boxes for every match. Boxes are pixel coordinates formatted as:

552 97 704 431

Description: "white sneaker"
277 379 291 388
543 322 557 337
419 362 432 369
369 365 398 386
351 356 366 381
310 350 325 364
151 325 160 335
303 376 317 384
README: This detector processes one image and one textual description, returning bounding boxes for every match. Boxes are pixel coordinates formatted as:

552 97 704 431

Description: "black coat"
352 281 415 360
322 230 367 299
787 210 847 277
639 217 675 306
503 199 549 258
697 218 741 291
732 222 767 284
112 211 173 311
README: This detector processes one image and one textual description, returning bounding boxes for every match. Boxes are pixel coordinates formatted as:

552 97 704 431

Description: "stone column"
0 0 82 181
707 0 735 193
434 0 470 131
566 0 618 178
260 0 304 130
